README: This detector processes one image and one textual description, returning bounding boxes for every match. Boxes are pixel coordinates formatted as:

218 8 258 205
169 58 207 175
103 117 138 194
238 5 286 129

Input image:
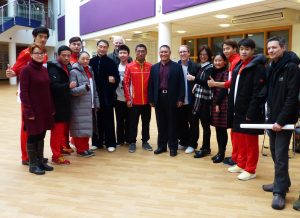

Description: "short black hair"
97 39 109 47
214 52 227 62
160 45 171 50
69 37 82 44
197 45 212 63
135 44 147 52
58 45 71 55
79 51 90 58
238 38 256 49
32 27 49 38
267 36 286 48
118 44 130 54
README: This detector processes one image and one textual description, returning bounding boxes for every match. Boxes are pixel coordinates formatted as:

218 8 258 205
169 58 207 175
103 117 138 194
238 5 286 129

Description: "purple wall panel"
162 0 214 14
80 0 156 35
57 16 65 41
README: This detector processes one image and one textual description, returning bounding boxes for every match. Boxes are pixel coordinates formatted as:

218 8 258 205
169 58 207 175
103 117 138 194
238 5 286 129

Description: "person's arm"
177 64 185 105
19 68 35 119
148 66 155 106
276 64 300 126
48 66 70 94
69 70 89 96
123 65 132 107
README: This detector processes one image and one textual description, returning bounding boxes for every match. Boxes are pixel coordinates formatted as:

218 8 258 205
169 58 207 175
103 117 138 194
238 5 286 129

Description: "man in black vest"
262 36 300 210
148 45 185 157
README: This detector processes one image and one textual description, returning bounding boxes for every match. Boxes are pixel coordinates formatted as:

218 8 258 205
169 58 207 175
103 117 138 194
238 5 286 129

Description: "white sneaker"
228 165 244 173
178 144 187 150
90 146 99 151
237 171 256 181
185 146 195 154
107 147 116 152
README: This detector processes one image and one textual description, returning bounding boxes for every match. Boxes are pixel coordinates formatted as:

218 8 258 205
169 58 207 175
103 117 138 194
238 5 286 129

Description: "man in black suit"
148 45 185 157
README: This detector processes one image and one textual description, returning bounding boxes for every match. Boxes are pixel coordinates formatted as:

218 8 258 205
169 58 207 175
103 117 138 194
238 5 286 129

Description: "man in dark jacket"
89 40 120 152
227 38 266 181
261 36 300 210
177 45 198 154
48 45 75 164
148 45 185 157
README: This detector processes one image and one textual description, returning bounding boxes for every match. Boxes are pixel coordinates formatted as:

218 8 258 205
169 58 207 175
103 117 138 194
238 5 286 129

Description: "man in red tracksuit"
6 27 50 165
48 45 75 164
123 44 153 153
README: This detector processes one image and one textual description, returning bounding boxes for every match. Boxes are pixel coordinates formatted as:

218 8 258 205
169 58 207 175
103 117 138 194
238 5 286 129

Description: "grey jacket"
69 62 100 137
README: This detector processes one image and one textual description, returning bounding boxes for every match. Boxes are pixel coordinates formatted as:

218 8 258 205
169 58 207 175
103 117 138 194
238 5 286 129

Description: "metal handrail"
0 0 53 32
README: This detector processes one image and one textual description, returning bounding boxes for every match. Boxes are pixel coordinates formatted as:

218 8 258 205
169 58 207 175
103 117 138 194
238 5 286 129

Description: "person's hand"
215 105 220 113
69 81 77 89
207 76 215 87
272 123 283 132
126 101 132 108
150 103 154 107
187 74 195 81
108 76 115 83
6 64 16 78
85 83 90 91
177 101 183 108
192 84 197 94
28 117 35 120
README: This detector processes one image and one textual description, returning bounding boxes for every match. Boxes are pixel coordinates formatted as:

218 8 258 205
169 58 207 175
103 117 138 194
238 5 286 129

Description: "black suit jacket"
148 60 185 106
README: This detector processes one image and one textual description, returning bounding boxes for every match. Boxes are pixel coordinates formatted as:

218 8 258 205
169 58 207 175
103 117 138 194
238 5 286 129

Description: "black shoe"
272 194 285 210
39 163 54 171
29 165 45 175
154 147 167 155
213 153 225 163
263 184 274 192
293 196 300 211
43 158 48 163
223 157 236 166
194 148 210 158
170 150 177 157
22 160 29 165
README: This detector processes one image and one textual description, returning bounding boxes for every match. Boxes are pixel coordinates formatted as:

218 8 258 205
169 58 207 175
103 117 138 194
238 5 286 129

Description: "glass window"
197 38 208 52
185 39 195 57
228 35 243 43
211 37 224 54
247 32 264 54
268 30 289 49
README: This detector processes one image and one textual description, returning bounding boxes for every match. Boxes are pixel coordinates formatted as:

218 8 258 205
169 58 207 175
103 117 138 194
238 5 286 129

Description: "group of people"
5 27 300 211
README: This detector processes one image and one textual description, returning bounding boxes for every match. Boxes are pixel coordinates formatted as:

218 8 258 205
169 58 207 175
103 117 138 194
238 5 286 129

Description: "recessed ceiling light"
133 31 142 34
215 14 229 19
176 30 186 34
219 23 230 28
248 34 254 37
111 35 120 38
125 38 132 41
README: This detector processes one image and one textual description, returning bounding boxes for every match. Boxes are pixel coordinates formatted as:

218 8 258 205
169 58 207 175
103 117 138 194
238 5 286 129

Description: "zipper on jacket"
140 63 144 104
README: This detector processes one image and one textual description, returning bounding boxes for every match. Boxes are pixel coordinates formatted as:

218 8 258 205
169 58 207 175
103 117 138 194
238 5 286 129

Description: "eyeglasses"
32 52 45 56
179 51 188 54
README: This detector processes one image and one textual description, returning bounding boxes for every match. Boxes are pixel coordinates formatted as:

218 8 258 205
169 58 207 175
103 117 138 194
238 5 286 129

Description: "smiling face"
31 47 45 63
223 44 236 59
179 46 190 62
118 50 129 63
78 52 90 67
159 46 171 62
267 40 285 62
199 49 209 64
239 45 254 61
213 55 226 69
97 41 109 56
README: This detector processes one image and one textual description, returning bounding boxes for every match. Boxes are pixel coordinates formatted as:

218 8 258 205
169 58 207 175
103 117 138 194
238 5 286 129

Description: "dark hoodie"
228 54 267 134
266 51 300 126
47 60 72 122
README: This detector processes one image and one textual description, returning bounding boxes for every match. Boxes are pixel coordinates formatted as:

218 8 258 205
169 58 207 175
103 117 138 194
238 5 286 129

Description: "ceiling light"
219 23 230 27
125 38 132 41
176 30 186 34
215 14 229 19
133 31 142 34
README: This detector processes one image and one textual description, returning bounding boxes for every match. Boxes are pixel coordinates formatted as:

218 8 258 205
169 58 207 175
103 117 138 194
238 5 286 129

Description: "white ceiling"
89 0 300 41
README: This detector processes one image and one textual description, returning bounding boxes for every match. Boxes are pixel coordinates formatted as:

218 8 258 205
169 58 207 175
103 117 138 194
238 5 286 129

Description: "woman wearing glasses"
20 44 55 175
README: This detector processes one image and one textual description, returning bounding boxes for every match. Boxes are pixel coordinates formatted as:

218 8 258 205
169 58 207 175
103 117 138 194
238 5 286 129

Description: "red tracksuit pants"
231 131 259 174
73 137 89 153
50 122 69 159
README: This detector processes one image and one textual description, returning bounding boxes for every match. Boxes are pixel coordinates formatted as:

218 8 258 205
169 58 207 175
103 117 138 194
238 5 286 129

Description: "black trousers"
269 130 292 196
155 93 178 151
27 131 46 144
215 127 228 154
177 104 198 149
115 100 130 144
93 106 116 148
198 103 211 150
128 104 151 144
